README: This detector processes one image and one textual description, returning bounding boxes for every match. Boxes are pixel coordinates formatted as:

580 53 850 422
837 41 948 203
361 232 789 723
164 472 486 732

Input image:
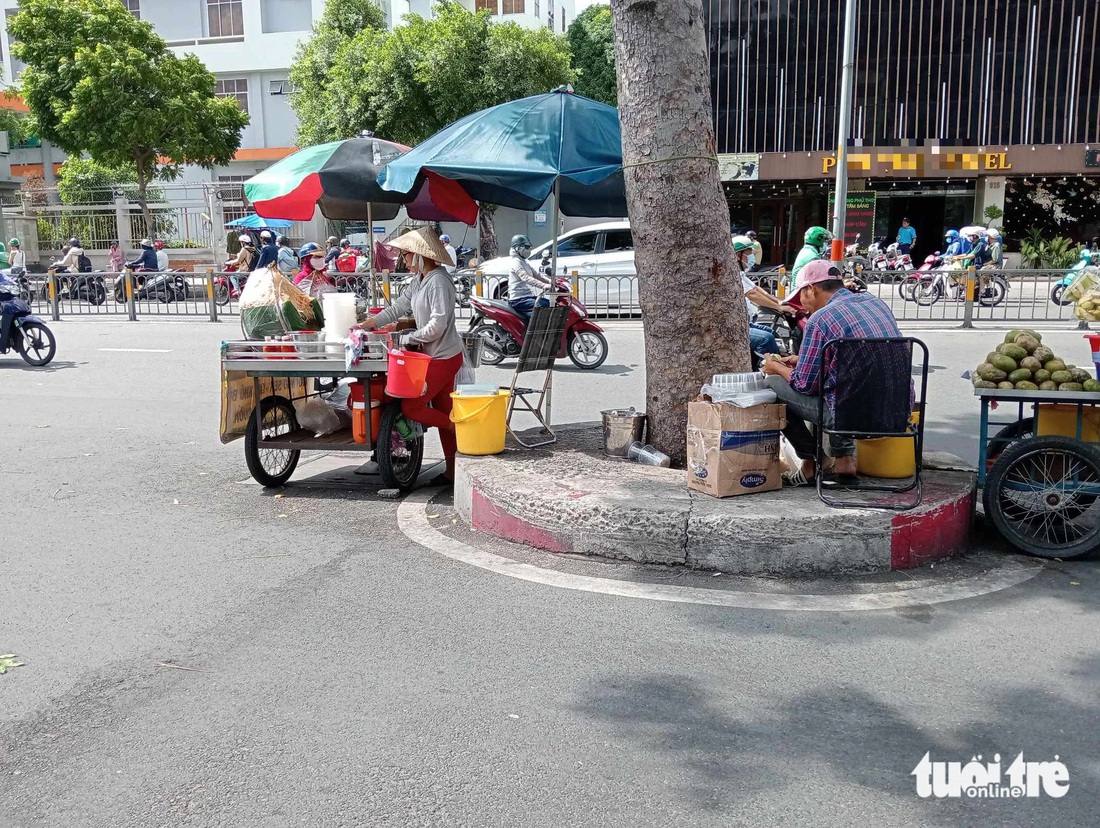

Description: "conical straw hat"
386 226 454 267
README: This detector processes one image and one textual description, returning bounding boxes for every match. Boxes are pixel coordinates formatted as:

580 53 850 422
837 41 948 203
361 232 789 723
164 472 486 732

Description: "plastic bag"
296 397 342 437
701 385 778 407
1074 286 1100 321
456 353 476 386
779 435 802 475
240 267 323 340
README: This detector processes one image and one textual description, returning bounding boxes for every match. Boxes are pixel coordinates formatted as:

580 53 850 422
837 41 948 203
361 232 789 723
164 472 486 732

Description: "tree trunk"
609 0 749 466
135 161 154 241
478 206 498 261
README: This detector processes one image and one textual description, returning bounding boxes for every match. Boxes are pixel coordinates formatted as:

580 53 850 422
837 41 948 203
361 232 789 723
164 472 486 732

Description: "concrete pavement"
0 319 1097 828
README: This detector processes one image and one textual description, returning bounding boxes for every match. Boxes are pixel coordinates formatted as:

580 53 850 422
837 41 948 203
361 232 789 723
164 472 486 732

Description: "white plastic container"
711 372 765 393
322 293 358 342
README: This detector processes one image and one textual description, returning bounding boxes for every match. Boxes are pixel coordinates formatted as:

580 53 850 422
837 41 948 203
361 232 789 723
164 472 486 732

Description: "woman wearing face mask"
358 227 461 488
293 242 332 298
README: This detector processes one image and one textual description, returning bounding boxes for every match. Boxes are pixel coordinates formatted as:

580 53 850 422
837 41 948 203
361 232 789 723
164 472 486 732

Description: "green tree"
10 0 249 237
567 4 617 106
290 1 575 147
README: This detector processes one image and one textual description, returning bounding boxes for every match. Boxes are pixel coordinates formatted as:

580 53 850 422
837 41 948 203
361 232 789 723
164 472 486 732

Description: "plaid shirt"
790 289 902 410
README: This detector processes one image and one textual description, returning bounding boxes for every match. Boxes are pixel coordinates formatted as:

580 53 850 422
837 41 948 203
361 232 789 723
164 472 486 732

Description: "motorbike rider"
154 240 169 271
506 234 554 322
54 238 88 273
226 234 257 292
745 230 763 270
324 236 341 267
791 226 832 288
253 230 279 270
293 243 333 299
983 228 1004 269
126 238 159 272
276 235 298 275
108 240 124 273
440 234 457 275
943 229 963 258
8 238 25 274
732 236 793 357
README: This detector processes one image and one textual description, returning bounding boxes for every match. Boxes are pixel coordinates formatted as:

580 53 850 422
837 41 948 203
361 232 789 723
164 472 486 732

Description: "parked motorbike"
467 278 609 369
843 233 870 275
40 264 107 306
0 273 56 366
113 268 187 303
1051 250 1099 306
3 267 32 302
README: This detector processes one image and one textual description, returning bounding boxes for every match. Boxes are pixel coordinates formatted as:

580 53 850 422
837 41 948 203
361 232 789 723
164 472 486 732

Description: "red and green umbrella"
244 135 478 225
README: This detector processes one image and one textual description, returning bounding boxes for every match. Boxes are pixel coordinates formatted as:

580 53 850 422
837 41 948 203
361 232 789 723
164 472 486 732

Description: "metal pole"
206 269 218 322
960 265 976 329
125 268 137 321
830 0 859 262
550 178 560 278
49 271 59 321
368 202 378 307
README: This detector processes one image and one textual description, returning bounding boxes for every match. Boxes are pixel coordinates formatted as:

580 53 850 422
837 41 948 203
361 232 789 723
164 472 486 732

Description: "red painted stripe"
471 487 572 554
890 486 974 569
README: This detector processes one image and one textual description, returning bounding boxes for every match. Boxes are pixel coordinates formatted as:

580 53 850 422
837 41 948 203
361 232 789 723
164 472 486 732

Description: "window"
603 230 634 253
475 0 497 14
123 0 140 18
534 0 539 20
502 0 524 13
269 79 294 96
215 78 249 114
561 8 565 32
207 0 244 37
556 234 598 255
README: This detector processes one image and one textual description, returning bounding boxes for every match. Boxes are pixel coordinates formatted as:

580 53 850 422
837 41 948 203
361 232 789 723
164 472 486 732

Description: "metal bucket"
601 409 646 456
461 331 484 368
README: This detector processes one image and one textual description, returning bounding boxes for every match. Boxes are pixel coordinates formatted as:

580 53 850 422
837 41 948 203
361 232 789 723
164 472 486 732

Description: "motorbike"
898 252 946 300
912 265 1008 307
842 233 870 276
213 262 250 307
0 274 56 366
39 264 107 306
3 267 32 302
866 238 912 280
113 268 189 303
467 277 609 369
1051 250 1098 306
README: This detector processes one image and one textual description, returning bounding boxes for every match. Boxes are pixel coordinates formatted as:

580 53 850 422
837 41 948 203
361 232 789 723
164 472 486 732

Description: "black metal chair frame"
815 336 930 511
505 303 570 448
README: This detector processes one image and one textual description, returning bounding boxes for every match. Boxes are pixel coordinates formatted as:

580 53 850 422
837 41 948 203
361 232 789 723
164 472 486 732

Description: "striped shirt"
790 289 903 410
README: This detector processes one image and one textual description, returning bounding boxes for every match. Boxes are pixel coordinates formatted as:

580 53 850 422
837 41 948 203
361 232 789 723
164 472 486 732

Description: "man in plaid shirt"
761 260 902 485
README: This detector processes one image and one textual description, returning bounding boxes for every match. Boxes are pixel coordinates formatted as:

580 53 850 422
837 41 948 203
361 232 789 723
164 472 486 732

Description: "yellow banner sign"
822 151 1012 175
219 369 309 444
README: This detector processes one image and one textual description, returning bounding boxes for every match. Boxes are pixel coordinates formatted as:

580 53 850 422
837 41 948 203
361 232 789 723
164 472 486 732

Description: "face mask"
309 256 325 269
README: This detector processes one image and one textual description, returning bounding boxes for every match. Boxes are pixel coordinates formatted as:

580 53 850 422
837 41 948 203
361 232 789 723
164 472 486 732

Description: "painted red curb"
471 487 572 554
890 484 975 569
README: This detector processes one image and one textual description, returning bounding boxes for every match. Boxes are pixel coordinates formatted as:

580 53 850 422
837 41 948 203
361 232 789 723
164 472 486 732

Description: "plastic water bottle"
627 441 671 468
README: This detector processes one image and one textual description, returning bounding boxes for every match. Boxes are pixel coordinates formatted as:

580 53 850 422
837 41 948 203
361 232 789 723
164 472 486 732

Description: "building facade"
706 0 1100 266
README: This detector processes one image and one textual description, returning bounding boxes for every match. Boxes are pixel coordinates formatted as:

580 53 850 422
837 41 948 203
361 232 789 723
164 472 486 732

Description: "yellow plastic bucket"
450 390 511 455
1037 404 1100 442
856 411 920 479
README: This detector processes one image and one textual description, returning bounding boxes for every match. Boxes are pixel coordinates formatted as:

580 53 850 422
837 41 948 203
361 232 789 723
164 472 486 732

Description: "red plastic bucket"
386 348 431 398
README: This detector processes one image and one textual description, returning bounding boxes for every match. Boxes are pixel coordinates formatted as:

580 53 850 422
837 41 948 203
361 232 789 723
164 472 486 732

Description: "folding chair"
505 304 570 448
815 337 930 510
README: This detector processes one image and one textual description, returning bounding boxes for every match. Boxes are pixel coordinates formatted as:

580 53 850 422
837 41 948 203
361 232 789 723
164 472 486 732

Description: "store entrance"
728 200 794 267
874 191 975 257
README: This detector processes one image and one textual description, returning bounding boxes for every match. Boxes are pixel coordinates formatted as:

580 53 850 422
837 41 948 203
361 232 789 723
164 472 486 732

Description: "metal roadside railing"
20 266 1092 330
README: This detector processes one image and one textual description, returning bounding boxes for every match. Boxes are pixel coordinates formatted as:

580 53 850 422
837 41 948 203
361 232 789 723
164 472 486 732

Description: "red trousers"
401 351 463 474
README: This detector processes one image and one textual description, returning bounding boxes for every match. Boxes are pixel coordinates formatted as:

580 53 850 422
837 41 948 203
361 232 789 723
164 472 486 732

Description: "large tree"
290 1 575 147
567 4 617 106
608 0 749 464
10 0 249 237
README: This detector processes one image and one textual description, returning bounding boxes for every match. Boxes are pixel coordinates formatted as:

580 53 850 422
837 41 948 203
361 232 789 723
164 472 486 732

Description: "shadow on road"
0 359 82 373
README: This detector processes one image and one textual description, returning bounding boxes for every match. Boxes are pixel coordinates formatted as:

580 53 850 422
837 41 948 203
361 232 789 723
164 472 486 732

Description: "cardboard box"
686 401 786 497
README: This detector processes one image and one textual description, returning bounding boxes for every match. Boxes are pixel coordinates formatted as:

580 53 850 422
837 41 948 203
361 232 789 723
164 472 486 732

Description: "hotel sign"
821 151 1013 175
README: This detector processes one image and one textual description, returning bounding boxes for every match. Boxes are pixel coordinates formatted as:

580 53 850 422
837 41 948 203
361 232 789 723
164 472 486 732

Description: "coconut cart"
219 336 428 491
976 333 1100 559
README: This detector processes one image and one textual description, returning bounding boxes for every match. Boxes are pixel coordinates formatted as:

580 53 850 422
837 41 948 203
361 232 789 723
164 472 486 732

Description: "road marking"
97 348 172 353
397 491 1043 612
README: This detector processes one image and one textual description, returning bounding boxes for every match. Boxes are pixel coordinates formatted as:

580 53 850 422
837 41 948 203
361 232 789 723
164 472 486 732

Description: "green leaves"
290 0 575 148
567 5 617 107
0 654 24 674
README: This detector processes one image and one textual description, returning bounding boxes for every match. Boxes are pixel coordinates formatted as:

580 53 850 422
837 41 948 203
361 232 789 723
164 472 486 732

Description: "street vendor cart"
978 387 1100 558
219 337 426 491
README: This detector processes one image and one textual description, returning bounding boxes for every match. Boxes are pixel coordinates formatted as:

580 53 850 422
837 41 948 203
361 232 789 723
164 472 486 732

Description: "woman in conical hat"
360 227 461 487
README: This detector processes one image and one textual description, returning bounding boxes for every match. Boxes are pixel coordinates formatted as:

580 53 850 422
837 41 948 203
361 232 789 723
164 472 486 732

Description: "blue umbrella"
379 88 626 275
226 214 294 230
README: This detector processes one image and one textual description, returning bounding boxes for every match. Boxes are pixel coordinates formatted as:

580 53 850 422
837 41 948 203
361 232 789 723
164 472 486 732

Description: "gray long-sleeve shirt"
373 267 463 360
508 254 550 301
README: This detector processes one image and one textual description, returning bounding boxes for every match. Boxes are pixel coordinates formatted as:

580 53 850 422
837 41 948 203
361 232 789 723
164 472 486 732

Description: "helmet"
238 234 252 244
440 234 450 243
339 238 349 247
967 231 980 240
731 235 755 253
8 238 19 247
277 235 288 245
510 234 532 254
260 230 272 240
985 227 1000 238
746 230 757 239
945 229 959 241
299 242 321 259
804 226 832 248
327 236 338 245
68 237 80 247
154 240 165 249
140 238 153 247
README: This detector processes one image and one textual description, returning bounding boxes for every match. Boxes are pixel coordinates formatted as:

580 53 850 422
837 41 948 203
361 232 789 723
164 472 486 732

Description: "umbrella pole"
367 202 378 307
550 178 560 283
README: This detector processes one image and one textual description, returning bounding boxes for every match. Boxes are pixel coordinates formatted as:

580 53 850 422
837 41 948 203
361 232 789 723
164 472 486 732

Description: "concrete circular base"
454 427 976 576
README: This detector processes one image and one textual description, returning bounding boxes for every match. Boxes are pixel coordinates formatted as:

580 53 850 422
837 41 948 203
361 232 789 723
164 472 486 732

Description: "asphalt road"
1 318 1097 828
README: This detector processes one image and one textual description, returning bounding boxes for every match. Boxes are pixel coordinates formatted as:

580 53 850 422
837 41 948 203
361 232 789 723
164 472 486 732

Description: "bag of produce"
1065 266 1099 304
1074 287 1100 322
239 266 325 340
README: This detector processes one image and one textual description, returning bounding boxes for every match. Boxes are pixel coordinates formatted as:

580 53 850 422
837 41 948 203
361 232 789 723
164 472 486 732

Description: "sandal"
822 470 861 488
782 467 815 487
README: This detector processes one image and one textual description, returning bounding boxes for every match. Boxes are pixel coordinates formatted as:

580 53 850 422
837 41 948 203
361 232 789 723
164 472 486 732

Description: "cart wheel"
377 401 424 492
245 397 300 488
984 435 1100 559
986 418 1035 469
